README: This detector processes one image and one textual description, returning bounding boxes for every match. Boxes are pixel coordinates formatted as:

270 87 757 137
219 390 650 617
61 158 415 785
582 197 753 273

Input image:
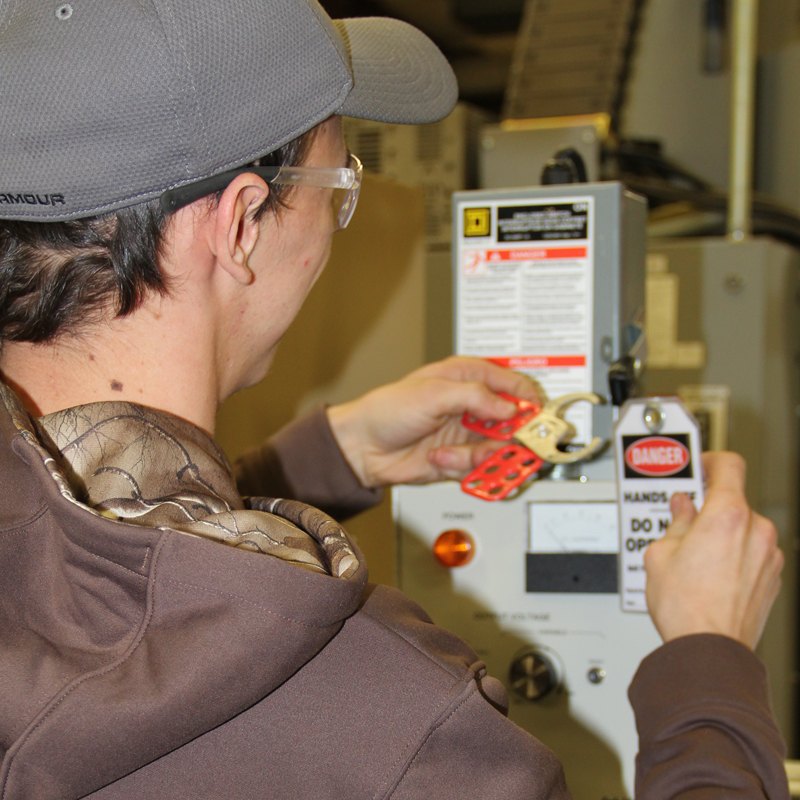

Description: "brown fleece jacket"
0 400 788 799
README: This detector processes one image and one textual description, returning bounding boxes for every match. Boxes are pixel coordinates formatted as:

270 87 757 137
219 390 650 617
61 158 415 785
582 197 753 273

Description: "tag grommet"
643 403 665 433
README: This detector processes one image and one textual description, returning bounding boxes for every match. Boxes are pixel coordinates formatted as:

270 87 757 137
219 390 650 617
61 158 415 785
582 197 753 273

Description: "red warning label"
624 435 691 478
483 247 587 262
488 356 586 369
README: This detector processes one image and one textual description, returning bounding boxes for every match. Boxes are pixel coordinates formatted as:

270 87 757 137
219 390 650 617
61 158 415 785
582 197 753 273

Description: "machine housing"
394 182 653 800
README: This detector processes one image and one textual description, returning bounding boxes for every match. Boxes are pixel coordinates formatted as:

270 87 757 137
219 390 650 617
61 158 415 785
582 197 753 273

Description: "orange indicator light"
433 529 475 568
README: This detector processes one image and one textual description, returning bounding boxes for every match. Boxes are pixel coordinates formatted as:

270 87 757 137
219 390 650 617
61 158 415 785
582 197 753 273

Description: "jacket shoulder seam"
354 605 484 800
360 602 471 682
376 680 481 800
0 506 150 579
0 504 48 534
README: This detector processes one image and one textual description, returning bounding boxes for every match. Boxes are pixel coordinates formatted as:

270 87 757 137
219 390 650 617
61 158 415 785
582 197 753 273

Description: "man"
0 1 787 798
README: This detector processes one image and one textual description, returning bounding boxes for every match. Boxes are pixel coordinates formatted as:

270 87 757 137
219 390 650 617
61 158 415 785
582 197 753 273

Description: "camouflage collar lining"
0 384 358 579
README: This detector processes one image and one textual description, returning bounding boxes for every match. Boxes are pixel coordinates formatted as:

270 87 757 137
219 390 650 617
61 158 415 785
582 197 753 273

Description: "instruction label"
497 203 589 242
615 398 705 613
456 197 594 444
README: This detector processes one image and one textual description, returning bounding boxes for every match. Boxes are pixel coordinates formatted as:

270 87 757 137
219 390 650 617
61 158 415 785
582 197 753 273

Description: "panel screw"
587 667 606 684
600 336 613 363
56 4 73 19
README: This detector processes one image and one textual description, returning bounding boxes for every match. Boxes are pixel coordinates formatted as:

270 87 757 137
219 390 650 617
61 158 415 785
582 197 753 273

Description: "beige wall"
215 174 427 585
760 0 800 55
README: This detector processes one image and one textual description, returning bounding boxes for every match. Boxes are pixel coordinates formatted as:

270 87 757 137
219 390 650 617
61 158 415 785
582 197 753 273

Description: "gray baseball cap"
0 0 458 221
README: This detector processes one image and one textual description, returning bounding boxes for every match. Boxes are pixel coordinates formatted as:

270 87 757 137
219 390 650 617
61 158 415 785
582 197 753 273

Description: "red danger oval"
624 436 690 477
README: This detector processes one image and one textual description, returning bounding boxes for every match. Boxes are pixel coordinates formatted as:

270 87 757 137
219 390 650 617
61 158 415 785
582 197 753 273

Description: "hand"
644 452 783 650
326 356 544 488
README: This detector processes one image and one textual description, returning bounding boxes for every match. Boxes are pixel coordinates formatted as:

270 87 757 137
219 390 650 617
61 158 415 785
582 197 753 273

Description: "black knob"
540 147 588 185
608 355 637 406
509 649 558 701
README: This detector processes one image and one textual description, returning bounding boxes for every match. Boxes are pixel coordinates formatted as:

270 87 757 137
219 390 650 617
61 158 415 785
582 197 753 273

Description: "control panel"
394 478 661 799
394 183 656 799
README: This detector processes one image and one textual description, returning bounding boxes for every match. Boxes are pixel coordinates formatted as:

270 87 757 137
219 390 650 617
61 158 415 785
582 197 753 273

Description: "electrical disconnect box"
480 115 607 189
394 183 653 800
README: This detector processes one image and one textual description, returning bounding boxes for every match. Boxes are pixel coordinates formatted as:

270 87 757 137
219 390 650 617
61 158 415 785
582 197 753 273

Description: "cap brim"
333 18 458 125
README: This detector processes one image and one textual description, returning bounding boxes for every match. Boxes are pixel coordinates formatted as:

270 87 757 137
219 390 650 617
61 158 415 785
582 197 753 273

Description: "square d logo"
464 207 491 237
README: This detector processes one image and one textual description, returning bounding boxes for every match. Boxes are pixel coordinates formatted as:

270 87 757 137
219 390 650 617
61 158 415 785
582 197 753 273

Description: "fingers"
664 492 698 538
429 439 504 478
428 446 473 479
415 356 544 405
645 466 784 650
753 548 784 618
740 516 783 648
701 451 746 496
677 452 749 543
420 377 519 422
743 513 782 597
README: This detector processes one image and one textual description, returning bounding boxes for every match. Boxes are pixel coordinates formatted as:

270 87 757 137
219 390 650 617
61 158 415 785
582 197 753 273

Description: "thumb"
664 492 698 539
428 439 506 478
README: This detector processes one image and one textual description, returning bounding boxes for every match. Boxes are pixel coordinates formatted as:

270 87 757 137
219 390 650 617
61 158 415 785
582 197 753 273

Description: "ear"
212 173 270 286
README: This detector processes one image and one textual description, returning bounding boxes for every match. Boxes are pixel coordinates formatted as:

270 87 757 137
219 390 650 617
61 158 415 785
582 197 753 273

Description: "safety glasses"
160 153 363 231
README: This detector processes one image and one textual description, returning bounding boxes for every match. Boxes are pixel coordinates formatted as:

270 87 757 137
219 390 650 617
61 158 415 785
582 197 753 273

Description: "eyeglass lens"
332 187 356 230
331 154 361 231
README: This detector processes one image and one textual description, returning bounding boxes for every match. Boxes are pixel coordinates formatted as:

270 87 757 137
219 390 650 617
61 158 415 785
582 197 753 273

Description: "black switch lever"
608 356 637 406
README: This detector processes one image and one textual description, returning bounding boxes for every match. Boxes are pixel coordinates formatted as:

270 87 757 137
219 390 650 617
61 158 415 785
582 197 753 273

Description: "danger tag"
615 398 705 613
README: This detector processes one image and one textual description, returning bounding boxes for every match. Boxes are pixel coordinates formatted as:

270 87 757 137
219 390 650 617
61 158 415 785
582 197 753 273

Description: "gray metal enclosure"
396 183 655 799
645 236 800 752
396 187 800 796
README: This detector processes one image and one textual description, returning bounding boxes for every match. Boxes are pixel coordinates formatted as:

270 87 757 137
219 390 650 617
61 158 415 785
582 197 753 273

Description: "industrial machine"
644 236 800 748
392 2 799 791
394 182 654 799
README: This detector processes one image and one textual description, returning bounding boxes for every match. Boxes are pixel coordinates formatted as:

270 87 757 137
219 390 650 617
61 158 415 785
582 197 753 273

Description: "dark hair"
0 127 318 343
